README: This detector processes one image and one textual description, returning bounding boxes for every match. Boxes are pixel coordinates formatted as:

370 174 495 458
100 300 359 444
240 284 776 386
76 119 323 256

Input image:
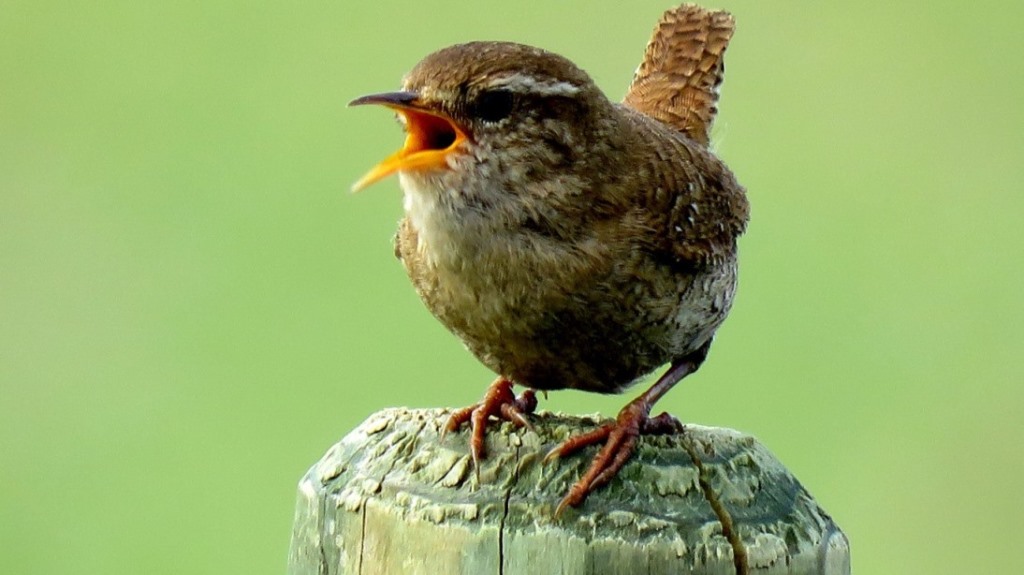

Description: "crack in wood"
681 431 749 575
497 442 520 575
356 503 366 575
359 418 429 575
318 489 330 575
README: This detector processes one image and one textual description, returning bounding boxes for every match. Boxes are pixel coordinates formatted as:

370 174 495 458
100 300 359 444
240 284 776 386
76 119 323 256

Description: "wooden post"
288 408 849 575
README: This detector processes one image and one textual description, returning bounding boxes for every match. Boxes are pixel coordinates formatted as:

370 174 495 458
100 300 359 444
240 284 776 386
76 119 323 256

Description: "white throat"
399 172 487 269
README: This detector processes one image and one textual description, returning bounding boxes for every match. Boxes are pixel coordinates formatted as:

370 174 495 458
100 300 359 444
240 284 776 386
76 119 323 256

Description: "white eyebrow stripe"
488 74 582 97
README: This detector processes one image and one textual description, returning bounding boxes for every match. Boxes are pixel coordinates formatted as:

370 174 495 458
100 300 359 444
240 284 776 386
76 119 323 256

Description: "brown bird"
350 3 748 514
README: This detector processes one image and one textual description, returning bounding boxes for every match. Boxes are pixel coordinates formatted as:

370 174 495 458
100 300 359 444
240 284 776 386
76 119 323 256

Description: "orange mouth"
349 91 468 192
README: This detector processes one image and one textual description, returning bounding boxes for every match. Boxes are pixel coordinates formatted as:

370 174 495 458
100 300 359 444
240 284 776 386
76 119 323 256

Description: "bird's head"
351 42 623 230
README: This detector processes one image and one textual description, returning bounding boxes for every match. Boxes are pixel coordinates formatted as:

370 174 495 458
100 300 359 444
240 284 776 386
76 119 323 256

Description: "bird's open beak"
349 91 468 192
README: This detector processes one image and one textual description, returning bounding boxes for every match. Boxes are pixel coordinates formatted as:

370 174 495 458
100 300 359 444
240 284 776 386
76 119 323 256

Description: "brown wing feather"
620 106 748 268
623 4 735 146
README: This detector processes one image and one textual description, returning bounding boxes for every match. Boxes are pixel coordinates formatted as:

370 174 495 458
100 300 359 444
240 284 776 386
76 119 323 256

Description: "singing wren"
351 3 748 513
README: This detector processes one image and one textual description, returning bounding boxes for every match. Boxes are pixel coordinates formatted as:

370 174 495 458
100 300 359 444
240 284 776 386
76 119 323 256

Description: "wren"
350 3 749 514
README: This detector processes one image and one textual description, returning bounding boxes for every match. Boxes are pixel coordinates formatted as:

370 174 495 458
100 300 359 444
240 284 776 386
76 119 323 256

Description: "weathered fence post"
288 408 849 574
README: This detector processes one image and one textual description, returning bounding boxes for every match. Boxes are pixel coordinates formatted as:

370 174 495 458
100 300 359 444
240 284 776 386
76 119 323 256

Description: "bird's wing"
623 4 734 146
621 108 748 268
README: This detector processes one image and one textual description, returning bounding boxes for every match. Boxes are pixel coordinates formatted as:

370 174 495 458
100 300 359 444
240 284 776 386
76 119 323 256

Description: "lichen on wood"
288 408 849 575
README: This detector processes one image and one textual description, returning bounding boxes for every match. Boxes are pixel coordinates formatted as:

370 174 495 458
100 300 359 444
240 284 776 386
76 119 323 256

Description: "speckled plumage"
391 7 747 394
355 3 749 511
395 102 745 392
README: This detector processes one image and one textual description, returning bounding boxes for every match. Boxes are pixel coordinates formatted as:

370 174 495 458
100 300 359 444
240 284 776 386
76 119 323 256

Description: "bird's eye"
473 89 515 123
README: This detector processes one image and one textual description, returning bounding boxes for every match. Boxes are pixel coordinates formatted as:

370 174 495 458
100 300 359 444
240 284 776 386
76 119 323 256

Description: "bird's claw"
444 376 537 468
549 409 683 518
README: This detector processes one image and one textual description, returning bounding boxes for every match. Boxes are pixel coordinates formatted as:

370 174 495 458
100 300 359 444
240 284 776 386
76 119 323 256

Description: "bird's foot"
546 402 682 517
444 376 538 471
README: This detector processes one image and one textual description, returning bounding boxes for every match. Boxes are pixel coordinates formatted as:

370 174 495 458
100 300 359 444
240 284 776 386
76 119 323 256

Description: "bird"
349 3 748 515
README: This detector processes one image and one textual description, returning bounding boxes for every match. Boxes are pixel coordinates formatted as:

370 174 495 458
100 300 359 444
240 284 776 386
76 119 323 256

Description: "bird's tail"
623 4 735 146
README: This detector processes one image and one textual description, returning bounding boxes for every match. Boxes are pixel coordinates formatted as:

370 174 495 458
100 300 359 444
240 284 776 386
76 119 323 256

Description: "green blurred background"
2 1 1021 573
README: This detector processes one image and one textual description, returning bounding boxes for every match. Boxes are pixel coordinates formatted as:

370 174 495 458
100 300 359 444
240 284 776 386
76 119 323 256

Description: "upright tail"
623 4 735 146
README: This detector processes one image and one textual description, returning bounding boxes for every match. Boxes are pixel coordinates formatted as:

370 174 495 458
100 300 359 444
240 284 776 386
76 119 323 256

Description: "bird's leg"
547 342 711 516
444 376 538 470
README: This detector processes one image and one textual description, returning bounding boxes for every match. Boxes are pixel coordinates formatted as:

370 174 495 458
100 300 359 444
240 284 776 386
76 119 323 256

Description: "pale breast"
396 206 736 393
